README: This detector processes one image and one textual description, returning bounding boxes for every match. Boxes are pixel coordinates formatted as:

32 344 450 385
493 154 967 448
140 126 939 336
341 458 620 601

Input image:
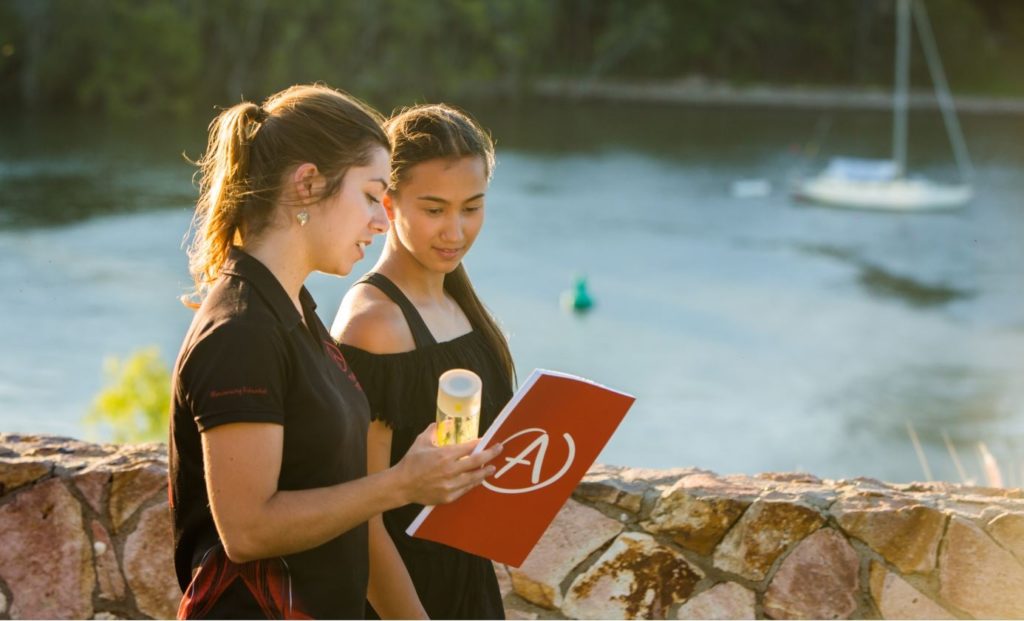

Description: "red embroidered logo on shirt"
209 387 269 398
323 340 363 391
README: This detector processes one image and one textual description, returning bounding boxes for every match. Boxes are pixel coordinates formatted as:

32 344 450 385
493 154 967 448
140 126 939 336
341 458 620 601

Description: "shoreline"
530 77 1024 115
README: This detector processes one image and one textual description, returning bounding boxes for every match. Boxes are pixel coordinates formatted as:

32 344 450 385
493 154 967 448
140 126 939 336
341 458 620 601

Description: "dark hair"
184 84 389 305
385 104 514 386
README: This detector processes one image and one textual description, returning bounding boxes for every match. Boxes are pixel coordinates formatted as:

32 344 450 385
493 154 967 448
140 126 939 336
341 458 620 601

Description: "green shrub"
85 347 171 443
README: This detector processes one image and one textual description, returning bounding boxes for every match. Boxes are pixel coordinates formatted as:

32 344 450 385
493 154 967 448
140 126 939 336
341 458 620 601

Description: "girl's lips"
434 247 461 260
355 240 371 260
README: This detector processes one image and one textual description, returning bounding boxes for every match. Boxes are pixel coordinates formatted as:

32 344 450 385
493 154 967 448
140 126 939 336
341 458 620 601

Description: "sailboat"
794 0 974 211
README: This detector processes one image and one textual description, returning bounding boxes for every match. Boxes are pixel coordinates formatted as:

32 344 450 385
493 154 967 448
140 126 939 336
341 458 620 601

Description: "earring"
296 211 309 227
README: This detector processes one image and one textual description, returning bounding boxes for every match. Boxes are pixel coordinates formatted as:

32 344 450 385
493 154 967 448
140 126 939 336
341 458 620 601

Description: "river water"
1 101 1022 484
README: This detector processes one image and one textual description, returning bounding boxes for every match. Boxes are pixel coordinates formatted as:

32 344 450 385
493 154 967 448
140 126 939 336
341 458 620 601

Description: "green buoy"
561 275 593 312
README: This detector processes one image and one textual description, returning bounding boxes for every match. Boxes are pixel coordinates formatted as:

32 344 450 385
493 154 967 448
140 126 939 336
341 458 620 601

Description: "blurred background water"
1 100 1022 483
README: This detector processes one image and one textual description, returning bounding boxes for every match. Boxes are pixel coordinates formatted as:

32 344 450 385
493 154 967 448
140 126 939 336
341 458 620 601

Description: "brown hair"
385 104 514 386
184 84 389 305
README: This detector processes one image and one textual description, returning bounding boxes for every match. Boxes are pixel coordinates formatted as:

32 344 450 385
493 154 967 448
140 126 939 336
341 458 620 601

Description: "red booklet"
406 369 636 567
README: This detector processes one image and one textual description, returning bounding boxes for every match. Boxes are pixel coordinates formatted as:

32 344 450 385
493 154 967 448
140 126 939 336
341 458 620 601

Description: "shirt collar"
220 247 317 328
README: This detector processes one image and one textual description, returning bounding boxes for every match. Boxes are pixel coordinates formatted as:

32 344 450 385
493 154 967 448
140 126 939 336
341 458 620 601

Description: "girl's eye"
464 205 483 213
365 193 381 204
426 208 444 216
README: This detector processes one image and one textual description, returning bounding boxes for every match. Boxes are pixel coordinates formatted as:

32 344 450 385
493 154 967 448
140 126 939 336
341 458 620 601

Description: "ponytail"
183 85 389 307
183 102 265 307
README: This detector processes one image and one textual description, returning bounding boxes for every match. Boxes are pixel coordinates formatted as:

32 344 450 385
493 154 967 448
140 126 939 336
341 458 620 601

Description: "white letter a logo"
483 427 576 495
494 433 549 484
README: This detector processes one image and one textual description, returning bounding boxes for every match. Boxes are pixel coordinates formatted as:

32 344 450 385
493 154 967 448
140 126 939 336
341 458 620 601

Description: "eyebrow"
417 193 485 205
371 178 388 190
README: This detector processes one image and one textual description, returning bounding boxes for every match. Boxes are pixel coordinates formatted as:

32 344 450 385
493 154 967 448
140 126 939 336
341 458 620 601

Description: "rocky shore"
1 433 1022 619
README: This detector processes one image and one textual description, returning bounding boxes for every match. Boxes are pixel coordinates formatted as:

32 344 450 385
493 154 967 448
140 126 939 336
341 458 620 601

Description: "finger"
453 452 492 473
485 442 503 460
452 442 503 471
447 463 494 492
442 437 482 459
445 466 496 502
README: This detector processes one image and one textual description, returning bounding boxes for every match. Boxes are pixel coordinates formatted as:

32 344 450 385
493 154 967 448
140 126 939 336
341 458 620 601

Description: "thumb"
415 422 439 447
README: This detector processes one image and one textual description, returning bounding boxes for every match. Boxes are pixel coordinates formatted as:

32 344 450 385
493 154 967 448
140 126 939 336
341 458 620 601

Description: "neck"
374 234 447 302
241 233 311 312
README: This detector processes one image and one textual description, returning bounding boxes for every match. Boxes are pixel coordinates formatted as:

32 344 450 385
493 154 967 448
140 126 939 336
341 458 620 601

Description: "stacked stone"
2 435 1023 619
0 434 179 620
502 465 1024 620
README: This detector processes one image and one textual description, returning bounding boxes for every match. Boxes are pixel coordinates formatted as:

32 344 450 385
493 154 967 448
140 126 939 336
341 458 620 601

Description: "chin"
433 260 462 274
329 260 355 277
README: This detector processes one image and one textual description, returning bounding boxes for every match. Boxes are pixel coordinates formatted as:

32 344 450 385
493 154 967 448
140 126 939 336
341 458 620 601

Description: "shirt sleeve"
180 319 290 431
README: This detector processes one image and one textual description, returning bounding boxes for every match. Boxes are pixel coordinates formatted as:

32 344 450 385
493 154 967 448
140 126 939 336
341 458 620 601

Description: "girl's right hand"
393 423 503 506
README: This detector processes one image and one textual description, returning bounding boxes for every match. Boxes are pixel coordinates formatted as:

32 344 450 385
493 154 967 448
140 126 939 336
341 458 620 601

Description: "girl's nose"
370 202 389 235
439 214 463 243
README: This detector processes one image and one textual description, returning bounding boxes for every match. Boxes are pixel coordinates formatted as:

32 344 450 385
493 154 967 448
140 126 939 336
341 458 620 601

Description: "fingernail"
486 465 496 475
493 443 504 454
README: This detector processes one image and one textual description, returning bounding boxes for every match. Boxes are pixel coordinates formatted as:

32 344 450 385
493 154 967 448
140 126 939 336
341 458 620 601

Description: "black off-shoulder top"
336 272 512 619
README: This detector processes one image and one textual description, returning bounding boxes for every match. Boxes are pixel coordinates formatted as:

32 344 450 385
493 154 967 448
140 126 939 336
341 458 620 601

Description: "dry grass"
906 419 1016 488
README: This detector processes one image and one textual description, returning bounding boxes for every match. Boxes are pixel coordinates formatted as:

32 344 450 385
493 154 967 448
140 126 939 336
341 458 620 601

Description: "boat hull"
794 176 971 211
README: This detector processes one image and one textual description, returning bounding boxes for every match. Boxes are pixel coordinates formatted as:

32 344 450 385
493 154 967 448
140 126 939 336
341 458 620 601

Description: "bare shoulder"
330 283 415 354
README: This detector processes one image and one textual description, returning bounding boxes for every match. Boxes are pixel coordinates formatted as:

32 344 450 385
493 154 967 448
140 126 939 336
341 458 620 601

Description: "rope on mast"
913 0 975 183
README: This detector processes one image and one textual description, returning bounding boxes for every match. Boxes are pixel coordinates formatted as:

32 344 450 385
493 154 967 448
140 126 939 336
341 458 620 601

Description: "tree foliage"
85 347 171 443
0 0 1021 117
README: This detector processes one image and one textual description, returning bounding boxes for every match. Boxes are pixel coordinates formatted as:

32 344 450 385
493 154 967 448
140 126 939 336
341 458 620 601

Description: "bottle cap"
438 369 482 417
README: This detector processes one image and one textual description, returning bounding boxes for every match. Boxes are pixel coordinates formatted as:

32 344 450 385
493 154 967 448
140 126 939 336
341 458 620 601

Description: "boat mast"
893 0 911 178
912 0 975 182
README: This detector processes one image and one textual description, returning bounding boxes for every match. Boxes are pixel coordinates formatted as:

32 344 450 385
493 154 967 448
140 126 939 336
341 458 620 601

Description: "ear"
291 163 322 203
382 192 397 222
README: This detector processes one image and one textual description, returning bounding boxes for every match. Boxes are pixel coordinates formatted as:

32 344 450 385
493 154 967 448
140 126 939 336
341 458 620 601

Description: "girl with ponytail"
331 104 514 619
170 87 503 619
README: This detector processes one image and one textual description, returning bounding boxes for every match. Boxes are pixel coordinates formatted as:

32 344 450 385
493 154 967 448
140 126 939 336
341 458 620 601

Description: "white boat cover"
823 158 900 182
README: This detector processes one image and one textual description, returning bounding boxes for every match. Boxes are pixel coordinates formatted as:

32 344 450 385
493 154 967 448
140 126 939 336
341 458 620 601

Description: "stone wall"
1 434 1022 620
0 434 177 620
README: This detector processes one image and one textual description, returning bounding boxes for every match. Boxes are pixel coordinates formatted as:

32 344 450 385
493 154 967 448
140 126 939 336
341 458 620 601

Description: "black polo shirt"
169 248 370 619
